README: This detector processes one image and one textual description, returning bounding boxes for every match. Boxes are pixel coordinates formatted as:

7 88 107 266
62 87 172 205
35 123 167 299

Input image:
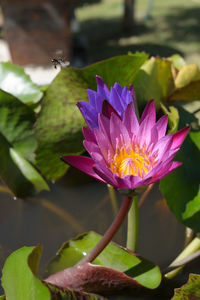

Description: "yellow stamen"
110 144 156 179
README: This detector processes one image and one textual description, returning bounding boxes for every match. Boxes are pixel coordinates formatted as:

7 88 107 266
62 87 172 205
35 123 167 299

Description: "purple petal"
110 87 124 115
96 75 110 94
113 82 123 96
171 126 190 149
77 101 98 129
156 115 168 139
61 155 106 183
87 89 96 107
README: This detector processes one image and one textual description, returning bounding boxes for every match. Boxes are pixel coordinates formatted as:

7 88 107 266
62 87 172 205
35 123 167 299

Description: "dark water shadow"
74 16 183 64
163 6 200 42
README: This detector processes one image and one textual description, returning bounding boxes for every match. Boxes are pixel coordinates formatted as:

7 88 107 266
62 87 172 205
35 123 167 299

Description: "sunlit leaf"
0 62 42 105
170 54 186 70
160 106 200 231
45 231 161 294
133 57 173 110
160 103 179 133
175 64 200 89
1 245 107 300
35 54 148 181
171 273 200 300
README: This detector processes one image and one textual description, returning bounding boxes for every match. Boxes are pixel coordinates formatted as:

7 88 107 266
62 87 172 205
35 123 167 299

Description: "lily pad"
1 245 107 300
172 273 200 300
45 231 161 294
35 54 148 181
0 90 49 197
169 80 200 102
0 62 42 105
160 106 200 231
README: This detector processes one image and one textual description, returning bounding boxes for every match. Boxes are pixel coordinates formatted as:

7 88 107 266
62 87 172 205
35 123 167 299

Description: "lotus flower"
62 81 189 191
77 75 135 129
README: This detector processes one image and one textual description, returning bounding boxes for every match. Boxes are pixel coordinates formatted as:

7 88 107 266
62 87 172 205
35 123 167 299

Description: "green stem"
107 184 118 216
164 235 200 279
126 195 138 252
77 195 133 265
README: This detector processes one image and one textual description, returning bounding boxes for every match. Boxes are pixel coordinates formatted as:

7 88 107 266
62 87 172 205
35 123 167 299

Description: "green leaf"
35 54 148 181
160 106 200 231
133 57 173 110
0 90 36 161
160 104 179 133
0 62 42 105
1 245 107 300
172 273 200 300
0 90 49 197
0 296 5 299
45 231 161 290
2 245 51 300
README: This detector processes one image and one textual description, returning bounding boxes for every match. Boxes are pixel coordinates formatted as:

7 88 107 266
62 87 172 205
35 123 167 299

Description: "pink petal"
156 115 168 139
171 126 190 149
114 174 142 189
122 103 139 137
82 127 96 143
110 112 130 151
150 161 182 182
139 100 156 125
61 155 106 183
93 163 118 187
151 134 173 160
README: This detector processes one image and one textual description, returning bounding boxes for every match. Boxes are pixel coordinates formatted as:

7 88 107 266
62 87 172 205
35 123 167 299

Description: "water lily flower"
62 97 189 191
77 75 135 129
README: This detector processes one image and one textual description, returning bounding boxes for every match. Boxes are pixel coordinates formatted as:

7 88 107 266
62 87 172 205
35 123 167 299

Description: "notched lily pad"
1 245 107 300
45 231 161 295
0 62 42 105
172 273 200 300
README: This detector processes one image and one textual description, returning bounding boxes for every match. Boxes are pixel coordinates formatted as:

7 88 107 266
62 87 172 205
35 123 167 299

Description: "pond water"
0 167 192 299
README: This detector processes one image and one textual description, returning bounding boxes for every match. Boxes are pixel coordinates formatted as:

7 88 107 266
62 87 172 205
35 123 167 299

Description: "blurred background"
1 0 200 83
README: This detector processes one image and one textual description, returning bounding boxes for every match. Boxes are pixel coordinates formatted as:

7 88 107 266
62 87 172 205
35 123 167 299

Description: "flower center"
110 144 156 179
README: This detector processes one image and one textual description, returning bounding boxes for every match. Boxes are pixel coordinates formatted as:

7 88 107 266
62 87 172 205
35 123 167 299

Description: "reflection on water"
0 167 187 298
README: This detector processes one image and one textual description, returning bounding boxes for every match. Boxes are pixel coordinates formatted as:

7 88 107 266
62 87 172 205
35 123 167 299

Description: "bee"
51 57 70 69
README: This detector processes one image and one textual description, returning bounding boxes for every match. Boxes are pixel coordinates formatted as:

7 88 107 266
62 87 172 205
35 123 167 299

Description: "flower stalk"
77 195 133 265
164 234 200 279
126 195 138 252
